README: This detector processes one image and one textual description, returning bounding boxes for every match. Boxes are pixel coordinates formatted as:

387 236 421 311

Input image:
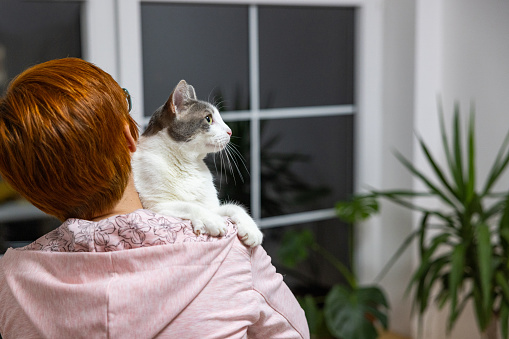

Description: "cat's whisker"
228 145 246 183
225 145 243 183
228 143 250 175
219 146 227 185
212 148 220 186
215 99 227 112
223 146 237 185
207 86 218 104
213 147 223 191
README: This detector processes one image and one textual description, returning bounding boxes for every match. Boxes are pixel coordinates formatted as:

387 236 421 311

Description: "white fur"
132 107 263 247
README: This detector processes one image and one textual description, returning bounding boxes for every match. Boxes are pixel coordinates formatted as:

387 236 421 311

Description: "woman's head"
0 58 139 220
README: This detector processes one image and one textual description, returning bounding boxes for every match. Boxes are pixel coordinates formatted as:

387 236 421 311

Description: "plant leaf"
278 229 314 268
482 125 509 196
499 195 509 258
501 300 509 339
448 243 466 331
452 103 465 200
438 101 455 186
394 150 458 208
408 233 451 314
477 223 493 313
418 213 430 259
465 108 476 204
496 271 509 303
372 189 454 224
324 285 388 339
473 284 491 331
335 195 379 224
374 229 420 283
298 295 330 337
417 134 460 202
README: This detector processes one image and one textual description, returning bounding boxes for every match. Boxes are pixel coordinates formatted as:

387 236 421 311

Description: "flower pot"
481 317 500 339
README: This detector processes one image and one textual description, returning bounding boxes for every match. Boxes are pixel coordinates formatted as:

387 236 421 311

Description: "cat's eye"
205 115 213 124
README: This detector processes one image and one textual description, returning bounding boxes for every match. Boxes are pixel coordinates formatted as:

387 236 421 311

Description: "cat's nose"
226 128 232 136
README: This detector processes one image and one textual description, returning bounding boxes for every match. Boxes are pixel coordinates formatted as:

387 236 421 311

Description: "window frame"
85 0 385 230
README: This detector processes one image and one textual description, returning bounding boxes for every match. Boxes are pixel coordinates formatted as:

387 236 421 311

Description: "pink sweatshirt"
0 209 309 339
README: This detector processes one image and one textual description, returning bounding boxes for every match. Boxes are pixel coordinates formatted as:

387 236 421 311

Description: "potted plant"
335 105 509 339
278 228 389 339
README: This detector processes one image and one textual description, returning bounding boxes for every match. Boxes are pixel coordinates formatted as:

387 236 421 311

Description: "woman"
0 58 309 339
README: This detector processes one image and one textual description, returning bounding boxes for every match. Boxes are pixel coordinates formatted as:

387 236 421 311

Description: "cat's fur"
132 80 263 247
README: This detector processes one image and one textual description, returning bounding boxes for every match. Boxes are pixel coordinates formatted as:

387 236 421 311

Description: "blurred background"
1 0 509 338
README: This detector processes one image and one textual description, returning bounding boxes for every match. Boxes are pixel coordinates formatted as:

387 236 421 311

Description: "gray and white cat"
132 80 263 247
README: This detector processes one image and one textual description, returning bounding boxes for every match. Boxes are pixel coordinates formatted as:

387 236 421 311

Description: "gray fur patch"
142 99 214 143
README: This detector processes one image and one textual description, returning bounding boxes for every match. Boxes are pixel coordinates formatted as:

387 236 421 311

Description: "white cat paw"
190 214 228 237
235 219 263 247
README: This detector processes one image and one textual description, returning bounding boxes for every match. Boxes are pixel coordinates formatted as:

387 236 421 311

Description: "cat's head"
143 80 232 155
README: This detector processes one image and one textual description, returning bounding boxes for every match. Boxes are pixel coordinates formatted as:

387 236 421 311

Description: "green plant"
336 106 509 338
279 229 389 339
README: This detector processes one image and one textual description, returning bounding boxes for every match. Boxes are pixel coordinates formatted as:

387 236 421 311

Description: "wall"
412 0 509 338
379 0 416 336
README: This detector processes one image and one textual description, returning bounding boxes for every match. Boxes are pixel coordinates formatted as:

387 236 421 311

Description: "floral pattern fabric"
19 209 236 253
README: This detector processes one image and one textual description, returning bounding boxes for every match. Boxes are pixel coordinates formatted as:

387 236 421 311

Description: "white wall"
357 0 509 337
442 0 509 184
354 0 417 336
410 0 509 338
379 0 416 335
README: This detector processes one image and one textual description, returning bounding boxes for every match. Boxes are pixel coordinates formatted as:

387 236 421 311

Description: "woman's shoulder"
19 209 237 253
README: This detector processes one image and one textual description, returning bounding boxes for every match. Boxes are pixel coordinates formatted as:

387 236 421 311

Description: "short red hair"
0 58 139 220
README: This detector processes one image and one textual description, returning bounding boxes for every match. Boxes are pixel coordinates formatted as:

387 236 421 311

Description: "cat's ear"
171 80 194 116
187 85 197 100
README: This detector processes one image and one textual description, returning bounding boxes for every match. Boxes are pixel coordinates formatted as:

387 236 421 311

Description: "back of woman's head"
0 58 139 220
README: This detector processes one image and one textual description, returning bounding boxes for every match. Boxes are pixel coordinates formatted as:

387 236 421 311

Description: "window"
0 0 83 252
0 1 384 296
138 2 356 288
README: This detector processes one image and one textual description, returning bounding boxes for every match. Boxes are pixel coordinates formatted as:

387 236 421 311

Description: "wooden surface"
379 331 411 339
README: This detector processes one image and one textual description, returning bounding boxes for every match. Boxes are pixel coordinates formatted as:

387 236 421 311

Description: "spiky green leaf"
448 243 466 331
477 223 493 312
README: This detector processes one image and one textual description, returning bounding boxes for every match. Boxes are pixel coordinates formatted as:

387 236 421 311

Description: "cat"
132 80 263 247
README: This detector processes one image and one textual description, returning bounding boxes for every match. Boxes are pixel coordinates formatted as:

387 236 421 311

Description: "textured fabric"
19 209 236 252
0 209 309 339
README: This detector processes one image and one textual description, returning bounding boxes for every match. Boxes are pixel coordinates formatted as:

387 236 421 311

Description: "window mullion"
117 0 145 125
249 4 261 221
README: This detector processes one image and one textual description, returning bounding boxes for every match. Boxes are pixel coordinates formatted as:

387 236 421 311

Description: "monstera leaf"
335 195 379 224
278 229 314 267
324 285 389 339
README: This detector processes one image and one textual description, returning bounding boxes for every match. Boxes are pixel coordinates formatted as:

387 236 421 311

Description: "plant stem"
311 242 357 289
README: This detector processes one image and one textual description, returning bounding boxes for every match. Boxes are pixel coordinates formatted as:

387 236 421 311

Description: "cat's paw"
190 214 228 237
233 218 263 247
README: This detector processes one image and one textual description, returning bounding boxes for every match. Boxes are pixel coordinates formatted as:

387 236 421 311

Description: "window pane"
0 0 82 252
260 115 354 218
141 3 249 116
206 120 251 209
259 6 355 109
0 0 82 94
263 218 351 291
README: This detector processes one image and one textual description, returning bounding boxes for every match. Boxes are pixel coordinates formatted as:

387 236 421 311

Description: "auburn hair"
0 58 139 221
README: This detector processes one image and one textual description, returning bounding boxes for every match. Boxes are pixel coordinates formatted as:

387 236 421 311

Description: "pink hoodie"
0 209 309 339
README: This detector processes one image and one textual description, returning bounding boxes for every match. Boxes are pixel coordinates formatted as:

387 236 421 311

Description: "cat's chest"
151 155 218 205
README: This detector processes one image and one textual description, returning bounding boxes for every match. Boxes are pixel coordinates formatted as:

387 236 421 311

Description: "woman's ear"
123 124 137 153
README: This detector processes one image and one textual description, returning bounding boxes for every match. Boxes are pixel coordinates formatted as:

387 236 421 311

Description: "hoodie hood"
0 210 237 338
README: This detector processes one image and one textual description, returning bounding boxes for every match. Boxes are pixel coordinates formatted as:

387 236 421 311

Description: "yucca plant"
336 105 509 338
